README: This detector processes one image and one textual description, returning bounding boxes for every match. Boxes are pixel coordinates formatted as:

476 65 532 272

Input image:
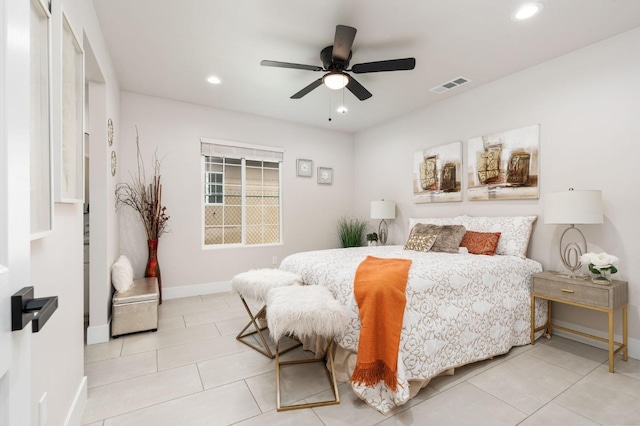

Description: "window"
201 139 283 247
204 158 224 204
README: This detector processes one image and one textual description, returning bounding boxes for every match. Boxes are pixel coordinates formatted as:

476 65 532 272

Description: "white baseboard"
64 376 87 426
552 318 639 360
86 319 110 345
163 280 231 300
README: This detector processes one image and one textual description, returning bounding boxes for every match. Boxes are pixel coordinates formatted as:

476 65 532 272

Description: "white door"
1 0 33 424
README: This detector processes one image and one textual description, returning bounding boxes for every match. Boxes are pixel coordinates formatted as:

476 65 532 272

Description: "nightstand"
530 271 628 372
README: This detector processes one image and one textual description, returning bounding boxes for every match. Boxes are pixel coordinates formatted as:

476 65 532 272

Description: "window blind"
200 138 284 162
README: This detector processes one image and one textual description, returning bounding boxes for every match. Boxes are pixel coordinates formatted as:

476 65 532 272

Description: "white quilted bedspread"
280 245 547 414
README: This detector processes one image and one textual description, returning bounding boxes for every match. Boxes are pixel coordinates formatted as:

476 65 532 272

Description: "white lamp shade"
544 190 603 224
371 200 396 220
323 72 349 90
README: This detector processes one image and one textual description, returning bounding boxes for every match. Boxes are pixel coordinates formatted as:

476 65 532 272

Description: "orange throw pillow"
460 231 501 255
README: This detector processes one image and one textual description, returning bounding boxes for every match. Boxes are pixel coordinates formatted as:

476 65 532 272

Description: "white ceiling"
92 0 640 133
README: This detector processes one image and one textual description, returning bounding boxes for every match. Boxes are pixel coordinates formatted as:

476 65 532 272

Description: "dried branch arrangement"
115 127 170 240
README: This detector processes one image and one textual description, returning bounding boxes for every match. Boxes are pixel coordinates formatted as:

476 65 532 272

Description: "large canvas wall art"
412 141 462 203
467 125 539 201
55 11 84 203
30 0 53 238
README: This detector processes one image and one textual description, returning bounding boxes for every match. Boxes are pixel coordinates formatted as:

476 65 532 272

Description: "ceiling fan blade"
351 58 416 73
260 60 323 72
332 25 357 63
290 78 323 99
346 75 372 101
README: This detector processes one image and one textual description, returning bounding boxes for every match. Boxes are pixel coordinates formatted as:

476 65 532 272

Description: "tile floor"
83 292 640 425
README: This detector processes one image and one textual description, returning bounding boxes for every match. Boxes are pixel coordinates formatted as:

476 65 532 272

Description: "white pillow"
111 255 134 293
454 215 537 258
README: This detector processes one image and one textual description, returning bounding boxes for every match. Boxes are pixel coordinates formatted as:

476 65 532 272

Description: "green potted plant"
337 217 368 248
366 232 379 246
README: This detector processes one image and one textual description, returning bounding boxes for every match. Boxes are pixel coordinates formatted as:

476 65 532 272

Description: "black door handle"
11 287 58 332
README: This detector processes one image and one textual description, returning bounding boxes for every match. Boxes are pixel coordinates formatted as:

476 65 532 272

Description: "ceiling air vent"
430 76 471 94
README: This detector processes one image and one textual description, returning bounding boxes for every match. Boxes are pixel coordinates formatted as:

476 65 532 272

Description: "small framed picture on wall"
317 167 333 185
296 158 313 177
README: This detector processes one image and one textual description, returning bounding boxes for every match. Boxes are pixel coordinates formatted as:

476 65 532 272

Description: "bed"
279 215 548 414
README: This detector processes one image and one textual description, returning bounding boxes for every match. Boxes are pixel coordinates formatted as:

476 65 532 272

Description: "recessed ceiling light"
207 75 222 85
511 3 544 21
337 106 348 114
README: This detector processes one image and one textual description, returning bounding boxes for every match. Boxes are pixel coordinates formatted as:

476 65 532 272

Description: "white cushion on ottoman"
231 269 303 303
266 285 347 342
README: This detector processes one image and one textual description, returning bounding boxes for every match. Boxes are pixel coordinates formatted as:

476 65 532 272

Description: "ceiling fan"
260 25 416 101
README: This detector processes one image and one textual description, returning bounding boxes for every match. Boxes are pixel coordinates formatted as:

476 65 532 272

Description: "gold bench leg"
275 339 340 411
236 296 300 359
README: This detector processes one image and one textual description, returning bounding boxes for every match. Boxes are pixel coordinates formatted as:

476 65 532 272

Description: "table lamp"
544 188 603 278
370 200 396 245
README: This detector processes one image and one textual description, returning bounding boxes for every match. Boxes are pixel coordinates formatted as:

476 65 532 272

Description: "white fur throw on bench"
231 269 302 302
266 285 347 342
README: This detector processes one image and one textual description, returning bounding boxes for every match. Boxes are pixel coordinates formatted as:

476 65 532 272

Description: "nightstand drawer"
532 278 609 308
531 271 628 310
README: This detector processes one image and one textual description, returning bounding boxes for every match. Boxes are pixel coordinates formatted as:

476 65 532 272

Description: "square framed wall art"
467 124 540 201
296 158 312 177
412 141 462 203
317 167 333 185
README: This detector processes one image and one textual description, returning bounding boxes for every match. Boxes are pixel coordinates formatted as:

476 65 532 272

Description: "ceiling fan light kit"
323 72 349 90
261 24 416 101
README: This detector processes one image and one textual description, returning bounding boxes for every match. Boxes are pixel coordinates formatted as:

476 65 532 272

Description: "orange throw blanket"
352 256 412 391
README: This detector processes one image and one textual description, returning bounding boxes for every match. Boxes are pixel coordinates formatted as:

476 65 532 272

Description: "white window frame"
203 158 224 205
200 138 284 249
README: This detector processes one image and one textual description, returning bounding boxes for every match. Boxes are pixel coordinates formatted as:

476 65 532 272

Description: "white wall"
353 28 640 356
29 0 120 424
119 92 354 296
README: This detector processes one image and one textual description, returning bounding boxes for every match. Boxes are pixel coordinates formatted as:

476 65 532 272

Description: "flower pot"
591 270 611 285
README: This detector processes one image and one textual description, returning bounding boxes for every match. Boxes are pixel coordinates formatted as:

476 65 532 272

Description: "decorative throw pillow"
460 231 501 255
454 215 536 258
408 216 458 231
404 234 438 252
111 255 134 293
410 224 467 253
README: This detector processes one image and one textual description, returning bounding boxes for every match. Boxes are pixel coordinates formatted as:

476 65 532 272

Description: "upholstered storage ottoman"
112 277 159 337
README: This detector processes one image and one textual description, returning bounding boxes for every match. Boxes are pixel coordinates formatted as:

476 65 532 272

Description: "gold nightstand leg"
608 310 614 373
530 295 535 345
547 300 552 337
623 305 628 361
